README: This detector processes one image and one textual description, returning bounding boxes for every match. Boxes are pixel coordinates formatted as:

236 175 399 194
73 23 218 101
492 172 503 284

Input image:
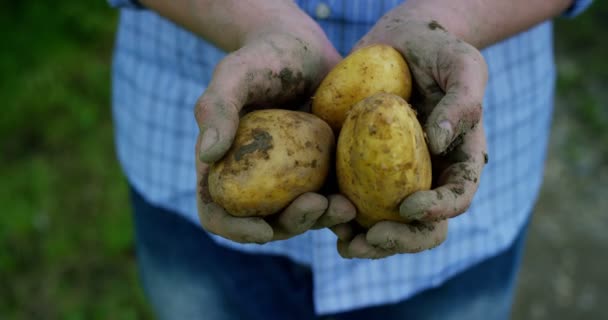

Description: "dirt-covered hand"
195 24 356 244
333 220 448 259
334 13 488 259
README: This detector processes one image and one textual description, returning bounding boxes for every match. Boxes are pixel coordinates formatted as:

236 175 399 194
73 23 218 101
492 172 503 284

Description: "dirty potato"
336 93 432 228
208 109 334 217
312 44 412 131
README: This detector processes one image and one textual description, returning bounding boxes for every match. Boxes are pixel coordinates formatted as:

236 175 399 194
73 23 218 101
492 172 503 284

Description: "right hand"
195 21 356 244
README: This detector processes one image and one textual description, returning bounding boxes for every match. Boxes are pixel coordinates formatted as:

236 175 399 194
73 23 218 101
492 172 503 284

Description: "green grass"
554 1 608 162
0 2 152 319
0 1 606 319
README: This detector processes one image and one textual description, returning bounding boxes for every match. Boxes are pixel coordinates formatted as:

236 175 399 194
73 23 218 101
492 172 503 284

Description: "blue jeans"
131 187 528 320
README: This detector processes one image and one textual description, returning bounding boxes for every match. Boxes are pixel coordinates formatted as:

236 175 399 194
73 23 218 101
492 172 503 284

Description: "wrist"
392 2 478 46
393 0 574 48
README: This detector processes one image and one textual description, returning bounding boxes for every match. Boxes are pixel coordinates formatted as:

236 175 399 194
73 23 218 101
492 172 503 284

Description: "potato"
336 93 432 228
208 109 334 217
312 44 412 131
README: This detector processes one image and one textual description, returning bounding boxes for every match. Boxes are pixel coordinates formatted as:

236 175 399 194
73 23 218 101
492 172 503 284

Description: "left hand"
334 12 489 259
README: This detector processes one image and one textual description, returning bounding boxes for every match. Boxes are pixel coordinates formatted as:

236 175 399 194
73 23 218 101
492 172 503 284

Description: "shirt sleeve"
562 0 593 18
107 0 144 9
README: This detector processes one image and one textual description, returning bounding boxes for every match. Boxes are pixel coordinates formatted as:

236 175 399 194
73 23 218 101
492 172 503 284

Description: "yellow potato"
312 44 412 131
209 109 334 217
336 93 432 228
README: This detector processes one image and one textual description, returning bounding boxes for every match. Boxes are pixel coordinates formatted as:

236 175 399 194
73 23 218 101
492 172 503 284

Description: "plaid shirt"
108 0 592 315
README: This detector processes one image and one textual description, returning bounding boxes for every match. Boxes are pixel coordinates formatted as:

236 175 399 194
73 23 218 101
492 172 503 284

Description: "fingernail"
200 127 218 159
428 120 453 153
438 120 452 131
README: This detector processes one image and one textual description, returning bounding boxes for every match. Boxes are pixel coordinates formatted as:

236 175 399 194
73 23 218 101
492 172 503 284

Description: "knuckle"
214 56 239 75
455 48 486 74
464 50 488 82
460 45 485 66
193 96 212 125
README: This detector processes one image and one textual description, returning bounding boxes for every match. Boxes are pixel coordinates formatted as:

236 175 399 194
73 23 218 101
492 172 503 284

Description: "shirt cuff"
562 0 593 18
107 0 144 9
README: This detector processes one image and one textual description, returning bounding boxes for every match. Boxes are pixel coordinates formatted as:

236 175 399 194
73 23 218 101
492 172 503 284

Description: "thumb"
425 88 483 155
425 75 486 155
425 50 487 154
195 93 240 163
194 58 250 163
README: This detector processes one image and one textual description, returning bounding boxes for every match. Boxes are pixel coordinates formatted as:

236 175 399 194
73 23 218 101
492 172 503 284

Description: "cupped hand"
335 14 489 259
195 24 356 244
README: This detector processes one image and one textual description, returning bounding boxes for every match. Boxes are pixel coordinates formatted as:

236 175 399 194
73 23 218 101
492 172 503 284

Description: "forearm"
138 0 319 51
395 0 574 48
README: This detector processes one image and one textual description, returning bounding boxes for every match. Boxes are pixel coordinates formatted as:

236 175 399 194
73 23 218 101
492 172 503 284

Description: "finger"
195 135 213 205
400 120 487 221
198 202 273 244
330 223 356 242
195 132 274 244
337 234 393 259
194 57 245 163
269 193 328 240
425 48 488 154
313 194 357 229
366 220 448 253
195 40 315 163
409 69 444 121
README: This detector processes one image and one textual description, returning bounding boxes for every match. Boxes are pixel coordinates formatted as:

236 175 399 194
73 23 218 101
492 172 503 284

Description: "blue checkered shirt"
108 0 592 315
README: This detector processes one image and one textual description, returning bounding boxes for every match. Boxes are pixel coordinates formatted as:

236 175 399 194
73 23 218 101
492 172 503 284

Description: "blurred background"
0 1 606 319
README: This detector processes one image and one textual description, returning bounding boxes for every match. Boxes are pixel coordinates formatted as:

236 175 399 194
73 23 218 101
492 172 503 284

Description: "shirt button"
315 2 331 19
